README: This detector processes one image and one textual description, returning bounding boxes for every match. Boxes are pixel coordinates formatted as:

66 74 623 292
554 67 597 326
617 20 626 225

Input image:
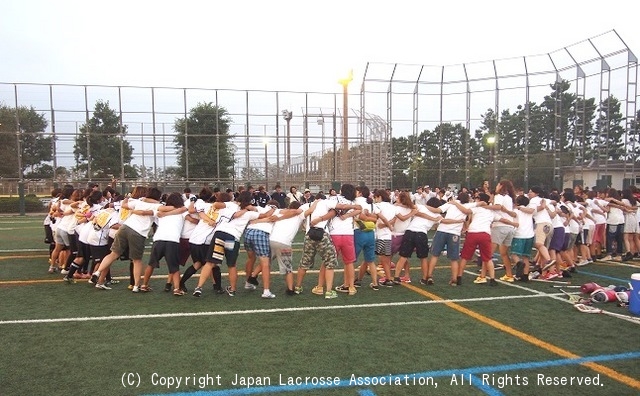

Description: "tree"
0 104 51 178
173 102 234 180
74 100 136 179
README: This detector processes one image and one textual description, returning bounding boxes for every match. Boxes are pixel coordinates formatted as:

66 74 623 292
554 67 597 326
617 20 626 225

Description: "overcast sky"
1 0 638 93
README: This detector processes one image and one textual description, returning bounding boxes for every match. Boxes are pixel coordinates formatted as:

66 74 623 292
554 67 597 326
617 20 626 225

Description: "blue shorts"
430 231 461 260
354 229 376 262
243 228 271 257
510 237 533 258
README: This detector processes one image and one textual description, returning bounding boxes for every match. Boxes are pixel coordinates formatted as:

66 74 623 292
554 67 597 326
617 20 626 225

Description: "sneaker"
541 260 556 271
261 291 276 299
473 276 487 284
348 287 357 296
541 271 559 280
499 275 515 282
108 279 120 284
48 266 56 274
140 285 152 292
456 276 462 286
173 289 186 296
622 252 634 261
400 276 411 283
324 290 338 299
311 285 324 295
180 283 188 293
60 269 69 275
164 283 172 292
392 277 402 285
214 287 225 294
95 283 111 290
132 286 140 293
247 276 259 286
63 276 76 284
225 286 236 297
193 287 202 297
576 260 590 267
127 284 134 290
528 271 540 280
335 285 349 293
448 279 457 286
89 272 99 284
380 280 394 287
369 283 379 291
488 278 498 286
378 277 388 284
353 279 362 288
244 282 257 290
285 289 297 296
294 286 303 295
601 255 613 261
419 278 434 285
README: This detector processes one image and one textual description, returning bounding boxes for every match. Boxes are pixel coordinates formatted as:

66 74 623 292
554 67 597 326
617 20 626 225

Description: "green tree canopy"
173 102 234 180
0 104 51 178
74 100 136 179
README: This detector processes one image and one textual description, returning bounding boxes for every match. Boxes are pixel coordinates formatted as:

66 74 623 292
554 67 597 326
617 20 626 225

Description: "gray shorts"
491 226 514 246
54 229 71 247
110 224 147 260
271 241 293 274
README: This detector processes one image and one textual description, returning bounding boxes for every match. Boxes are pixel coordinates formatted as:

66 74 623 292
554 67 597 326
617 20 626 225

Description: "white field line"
0 293 561 325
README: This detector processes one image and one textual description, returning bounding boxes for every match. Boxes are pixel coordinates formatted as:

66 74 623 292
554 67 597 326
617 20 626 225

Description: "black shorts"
76 240 91 260
398 230 430 259
148 240 181 273
90 245 110 264
189 243 209 265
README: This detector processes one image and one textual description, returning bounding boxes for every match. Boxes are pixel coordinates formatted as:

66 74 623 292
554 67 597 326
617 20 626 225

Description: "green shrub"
0 197 46 213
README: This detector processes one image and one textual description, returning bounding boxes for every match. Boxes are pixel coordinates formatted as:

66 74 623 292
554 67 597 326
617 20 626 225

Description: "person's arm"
413 211 443 223
498 217 519 228
376 213 393 231
452 200 473 215
339 209 361 221
396 208 417 222
156 207 188 218
310 210 335 227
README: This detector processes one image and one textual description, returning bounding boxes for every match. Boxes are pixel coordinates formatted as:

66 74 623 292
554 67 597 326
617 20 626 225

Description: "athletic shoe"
400 276 411 283
285 289 297 296
541 260 556 271
89 272 99 284
180 283 188 293
108 279 120 284
541 271 559 280
193 287 202 297
294 286 303 295
499 275 514 282
164 283 172 292
369 283 379 291
380 280 394 287
214 287 225 294
324 290 338 299
311 286 324 295
378 277 388 284
420 278 434 285
244 282 257 290
348 287 357 296
247 276 259 286
173 289 186 296
47 266 56 274
601 255 613 261
392 277 402 285
261 291 276 299
488 278 498 286
225 286 236 297
60 269 69 275
448 279 457 286
528 271 540 280
576 260 590 267
127 284 134 290
622 252 634 261
456 276 462 286
63 276 76 284
132 286 140 293
335 285 349 293
473 276 487 284
140 285 152 292
353 279 362 288
95 283 111 290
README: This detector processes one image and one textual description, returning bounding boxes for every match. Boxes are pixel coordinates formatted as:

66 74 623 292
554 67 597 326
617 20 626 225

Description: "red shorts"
593 224 605 245
331 234 356 264
460 232 493 262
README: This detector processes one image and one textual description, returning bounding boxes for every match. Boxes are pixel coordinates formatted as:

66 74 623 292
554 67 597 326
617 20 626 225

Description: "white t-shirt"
529 196 552 224
586 198 607 225
492 194 514 230
87 209 119 247
606 205 624 225
77 203 102 244
392 205 413 236
152 210 187 243
271 204 309 245
216 208 260 241
375 201 396 241
328 195 355 236
123 199 162 237
467 205 495 234
406 204 437 234
309 199 339 230
514 208 534 239
180 199 199 239
245 206 275 234
551 203 565 228
435 200 470 236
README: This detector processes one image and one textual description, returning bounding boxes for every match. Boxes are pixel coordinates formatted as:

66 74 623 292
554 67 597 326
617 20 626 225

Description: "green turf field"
0 215 639 396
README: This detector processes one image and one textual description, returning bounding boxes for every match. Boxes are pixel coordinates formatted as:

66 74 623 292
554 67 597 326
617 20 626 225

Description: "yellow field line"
403 283 640 390
0 255 49 261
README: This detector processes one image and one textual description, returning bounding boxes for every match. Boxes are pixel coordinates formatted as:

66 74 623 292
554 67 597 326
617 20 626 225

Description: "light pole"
281 110 292 177
263 135 269 191
487 134 497 183
338 70 353 183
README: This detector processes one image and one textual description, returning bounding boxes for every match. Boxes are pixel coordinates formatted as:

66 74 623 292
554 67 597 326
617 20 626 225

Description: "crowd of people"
43 180 640 298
